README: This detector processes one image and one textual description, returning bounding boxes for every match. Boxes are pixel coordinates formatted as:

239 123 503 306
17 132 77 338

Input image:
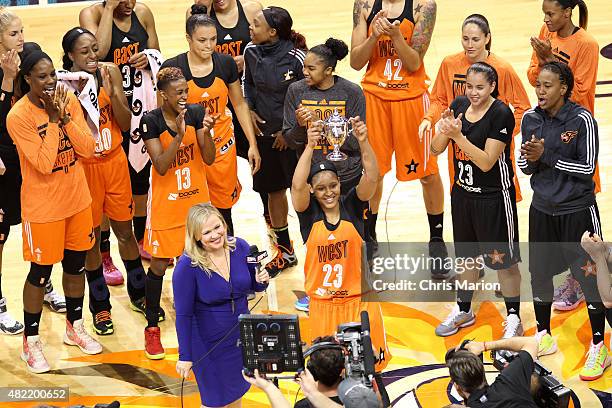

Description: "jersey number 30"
95 128 112 153
384 59 403 81
322 264 343 288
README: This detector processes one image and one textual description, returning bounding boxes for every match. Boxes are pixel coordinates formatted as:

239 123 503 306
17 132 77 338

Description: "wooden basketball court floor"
1 0 612 406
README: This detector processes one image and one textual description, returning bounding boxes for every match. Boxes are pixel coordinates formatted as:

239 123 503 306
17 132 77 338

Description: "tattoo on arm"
411 0 436 56
352 0 371 28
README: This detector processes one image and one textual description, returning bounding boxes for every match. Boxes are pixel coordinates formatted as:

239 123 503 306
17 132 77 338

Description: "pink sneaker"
64 319 102 355
138 240 152 261
21 335 50 373
102 251 124 286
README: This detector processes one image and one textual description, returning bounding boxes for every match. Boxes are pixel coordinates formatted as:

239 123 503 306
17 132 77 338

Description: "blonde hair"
184 203 236 276
0 7 18 35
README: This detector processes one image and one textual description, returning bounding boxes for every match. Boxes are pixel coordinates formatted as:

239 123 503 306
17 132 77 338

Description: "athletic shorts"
0 151 21 227
529 204 602 286
22 206 94 265
83 149 134 228
365 91 438 181
451 186 520 270
252 137 298 193
207 137 241 209
145 225 185 259
229 102 250 160
308 296 390 371
445 140 523 202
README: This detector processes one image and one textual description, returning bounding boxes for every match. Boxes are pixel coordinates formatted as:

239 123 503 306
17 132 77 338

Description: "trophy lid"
326 108 345 125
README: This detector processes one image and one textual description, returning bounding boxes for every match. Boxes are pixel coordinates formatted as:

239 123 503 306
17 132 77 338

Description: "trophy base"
326 151 348 162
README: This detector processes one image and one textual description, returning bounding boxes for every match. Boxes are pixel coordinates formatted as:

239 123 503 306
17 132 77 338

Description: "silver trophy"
322 108 352 161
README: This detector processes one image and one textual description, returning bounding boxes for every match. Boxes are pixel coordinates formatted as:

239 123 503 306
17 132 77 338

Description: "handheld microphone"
360 311 376 380
247 245 268 267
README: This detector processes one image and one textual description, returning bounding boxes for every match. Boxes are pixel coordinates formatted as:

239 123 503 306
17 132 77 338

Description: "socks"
606 308 612 332
457 290 474 313
0 273 3 299
259 191 270 219
85 266 111 312
133 216 146 243
123 257 146 301
504 296 521 317
585 302 605 345
365 210 378 242
427 212 444 241
24 310 42 337
145 270 163 328
100 229 111 253
534 302 552 334
65 296 84 324
273 225 291 250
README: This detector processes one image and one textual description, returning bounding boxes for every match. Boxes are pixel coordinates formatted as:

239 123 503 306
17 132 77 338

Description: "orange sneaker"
144 326 165 360
64 319 103 355
21 335 50 374
264 243 298 278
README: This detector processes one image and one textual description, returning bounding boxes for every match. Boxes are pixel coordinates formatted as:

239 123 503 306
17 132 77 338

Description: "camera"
334 311 377 388
492 350 571 408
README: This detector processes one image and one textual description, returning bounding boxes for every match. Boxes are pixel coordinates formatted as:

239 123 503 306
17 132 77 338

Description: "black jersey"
102 12 149 98
211 1 251 59
449 96 515 195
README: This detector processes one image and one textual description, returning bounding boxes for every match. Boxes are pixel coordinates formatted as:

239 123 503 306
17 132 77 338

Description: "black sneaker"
429 238 451 279
265 243 298 278
130 297 166 322
92 310 114 335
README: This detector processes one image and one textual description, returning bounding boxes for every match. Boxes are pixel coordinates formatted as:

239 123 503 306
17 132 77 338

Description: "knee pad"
0 224 9 245
27 263 53 287
127 266 146 290
62 249 87 275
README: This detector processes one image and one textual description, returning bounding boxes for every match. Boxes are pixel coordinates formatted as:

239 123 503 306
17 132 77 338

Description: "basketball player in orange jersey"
61 27 151 336
140 67 216 359
419 14 530 201
292 117 390 401
527 0 599 312
8 50 102 373
163 7 260 236
351 0 449 279
79 0 160 264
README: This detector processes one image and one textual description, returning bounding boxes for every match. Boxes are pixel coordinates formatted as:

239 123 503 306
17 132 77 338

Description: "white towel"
56 70 100 141
129 49 164 172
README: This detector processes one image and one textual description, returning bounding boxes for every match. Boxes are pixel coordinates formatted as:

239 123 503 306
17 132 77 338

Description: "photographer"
295 336 344 407
242 369 342 408
446 336 539 407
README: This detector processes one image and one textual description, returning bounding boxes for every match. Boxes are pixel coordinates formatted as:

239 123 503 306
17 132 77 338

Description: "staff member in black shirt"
446 336 539 408
430 62 522 339
243 6 306 278
519 61 608 381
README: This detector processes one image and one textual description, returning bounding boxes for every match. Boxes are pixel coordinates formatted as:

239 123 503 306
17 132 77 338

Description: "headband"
262 7 278 30
20 50 51 74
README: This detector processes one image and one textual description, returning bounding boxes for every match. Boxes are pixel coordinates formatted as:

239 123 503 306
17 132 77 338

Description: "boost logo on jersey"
167 188 200 201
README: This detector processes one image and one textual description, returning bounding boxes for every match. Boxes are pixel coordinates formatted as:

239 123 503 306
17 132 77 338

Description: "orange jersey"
527 25 599 114
361 0 429 100
7 92 95 223
298 189 367 300
162 52 239 151
426 52 531 137
141 105 210 230
92 86 124 159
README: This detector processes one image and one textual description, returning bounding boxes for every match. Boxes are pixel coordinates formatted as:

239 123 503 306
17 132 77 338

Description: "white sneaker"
43 288 66 313
64 319 102 355
435 305 475 337
502 314 524 339
0 297 24 335
21 335 50 373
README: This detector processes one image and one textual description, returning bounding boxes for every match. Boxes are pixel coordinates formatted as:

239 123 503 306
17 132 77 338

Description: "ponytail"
556 0 588 30
576 0 588 29
290 30 308 51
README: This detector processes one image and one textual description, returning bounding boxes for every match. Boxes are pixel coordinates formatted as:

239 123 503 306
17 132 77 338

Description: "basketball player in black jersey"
430 63 522 341
79 0 160 264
